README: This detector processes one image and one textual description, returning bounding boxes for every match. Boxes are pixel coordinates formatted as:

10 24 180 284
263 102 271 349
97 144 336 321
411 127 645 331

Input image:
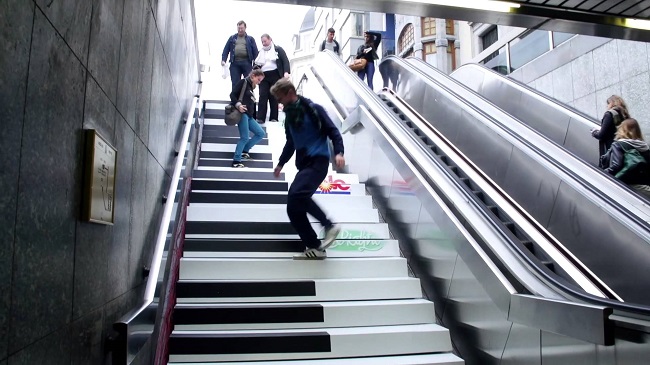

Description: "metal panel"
509 294 613 345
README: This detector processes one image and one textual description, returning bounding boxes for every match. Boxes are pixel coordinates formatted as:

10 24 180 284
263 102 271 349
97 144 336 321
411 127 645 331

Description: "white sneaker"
319 225 341 251
293 248 327 260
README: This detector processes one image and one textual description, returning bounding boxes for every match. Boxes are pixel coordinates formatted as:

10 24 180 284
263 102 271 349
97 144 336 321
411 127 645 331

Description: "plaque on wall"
83 129 117 225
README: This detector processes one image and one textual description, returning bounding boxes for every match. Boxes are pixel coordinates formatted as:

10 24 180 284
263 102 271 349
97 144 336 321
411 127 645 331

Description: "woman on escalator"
354 30 382 90
599 118 650 198
592 95 630 160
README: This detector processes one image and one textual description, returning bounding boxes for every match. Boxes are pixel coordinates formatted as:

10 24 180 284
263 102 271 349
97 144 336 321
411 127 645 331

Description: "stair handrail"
110 88 203 365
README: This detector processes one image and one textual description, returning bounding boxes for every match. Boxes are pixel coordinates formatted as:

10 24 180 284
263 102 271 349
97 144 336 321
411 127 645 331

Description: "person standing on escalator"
592 95 630 160
355 30 382 90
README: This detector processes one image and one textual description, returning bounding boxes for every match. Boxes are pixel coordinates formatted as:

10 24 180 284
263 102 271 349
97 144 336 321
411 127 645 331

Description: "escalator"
302 50 650 364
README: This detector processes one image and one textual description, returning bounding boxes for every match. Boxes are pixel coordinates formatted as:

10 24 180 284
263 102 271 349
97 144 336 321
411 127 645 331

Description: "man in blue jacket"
270 78 345 260
221 20 259 89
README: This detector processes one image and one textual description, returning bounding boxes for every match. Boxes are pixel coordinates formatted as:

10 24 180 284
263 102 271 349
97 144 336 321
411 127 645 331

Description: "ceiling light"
407 0 521 13
625 18 650 30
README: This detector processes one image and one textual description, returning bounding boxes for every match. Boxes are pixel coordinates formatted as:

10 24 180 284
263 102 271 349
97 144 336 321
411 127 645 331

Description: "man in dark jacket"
319 28 341 57
270 79 345 260
221 20 259 89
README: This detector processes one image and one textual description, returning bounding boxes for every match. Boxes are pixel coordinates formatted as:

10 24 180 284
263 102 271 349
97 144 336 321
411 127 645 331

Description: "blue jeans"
357 61 375 89
234 113 265 162
287 156 333 249
230 60 253 89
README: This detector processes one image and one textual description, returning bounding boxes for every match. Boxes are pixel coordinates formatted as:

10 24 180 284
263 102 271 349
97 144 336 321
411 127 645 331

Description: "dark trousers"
258 70 281 122
230 60 253 89
287 156 332 249
357 61 376 89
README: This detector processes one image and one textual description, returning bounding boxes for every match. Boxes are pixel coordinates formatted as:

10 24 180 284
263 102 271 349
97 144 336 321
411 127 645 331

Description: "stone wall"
0 0 200 363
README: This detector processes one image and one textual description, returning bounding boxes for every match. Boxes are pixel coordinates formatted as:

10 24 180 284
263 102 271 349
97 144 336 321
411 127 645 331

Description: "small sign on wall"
82 129 117 225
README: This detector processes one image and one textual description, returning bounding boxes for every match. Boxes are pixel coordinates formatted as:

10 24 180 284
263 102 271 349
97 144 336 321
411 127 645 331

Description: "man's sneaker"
293 248 327 260
270 119 279 123
319 225 341 251
232 162 245 168
256 119 265 124
241 152 252 160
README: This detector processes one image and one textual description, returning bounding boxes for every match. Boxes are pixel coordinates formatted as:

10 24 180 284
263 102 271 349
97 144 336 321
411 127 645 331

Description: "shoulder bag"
224 81 247 126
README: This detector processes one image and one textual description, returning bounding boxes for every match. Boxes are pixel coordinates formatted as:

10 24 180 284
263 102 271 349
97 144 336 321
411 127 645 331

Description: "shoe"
293 248 327 260
241 152 252 160
270 119 278 123
319 225 341 251
256 119 265 124
232 162 245 168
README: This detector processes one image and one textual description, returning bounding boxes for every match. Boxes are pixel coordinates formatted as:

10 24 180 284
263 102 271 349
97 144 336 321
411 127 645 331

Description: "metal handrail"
111 89 203 364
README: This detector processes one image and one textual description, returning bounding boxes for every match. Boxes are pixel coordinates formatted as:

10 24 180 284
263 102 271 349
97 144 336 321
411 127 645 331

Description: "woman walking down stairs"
165 100 463 364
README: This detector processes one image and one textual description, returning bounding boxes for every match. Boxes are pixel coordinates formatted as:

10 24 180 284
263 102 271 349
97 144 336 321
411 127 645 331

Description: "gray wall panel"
540 331 597 365
33 0 92 64
117 0 145 128
501 323 541 365
11 9 85 351
0 0 33 360
7 326 71 365
70 309 104 365
87 0 124 104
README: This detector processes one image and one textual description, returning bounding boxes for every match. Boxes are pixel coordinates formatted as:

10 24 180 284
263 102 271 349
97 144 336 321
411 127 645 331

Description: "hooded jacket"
600 139 650 184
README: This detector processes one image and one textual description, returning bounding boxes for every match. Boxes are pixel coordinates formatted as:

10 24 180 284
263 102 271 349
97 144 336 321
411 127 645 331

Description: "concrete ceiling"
238 0 650 41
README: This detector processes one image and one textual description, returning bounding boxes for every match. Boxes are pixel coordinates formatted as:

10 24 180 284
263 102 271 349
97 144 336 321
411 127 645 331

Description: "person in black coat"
599 118 650 198
355 30 382 90
592 95 630 158
229 69 266 168
254 34 291 124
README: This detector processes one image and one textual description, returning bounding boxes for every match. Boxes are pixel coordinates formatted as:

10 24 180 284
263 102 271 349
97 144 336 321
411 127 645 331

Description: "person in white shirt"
254 34 291 124
319 28 340 57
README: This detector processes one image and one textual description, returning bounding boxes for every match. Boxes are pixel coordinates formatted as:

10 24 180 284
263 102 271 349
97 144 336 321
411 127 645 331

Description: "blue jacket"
278 97 344 170
222 33 259 64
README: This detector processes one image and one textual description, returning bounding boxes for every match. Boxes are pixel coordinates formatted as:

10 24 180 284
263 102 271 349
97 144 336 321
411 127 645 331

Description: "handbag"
224 80 248 126
348 58 367 72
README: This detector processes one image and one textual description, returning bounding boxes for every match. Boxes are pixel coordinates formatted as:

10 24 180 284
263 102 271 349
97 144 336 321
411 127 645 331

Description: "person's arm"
604 143 625 176
316 104 344 156
278 47 290 77
592 112 615 140
222 36 231 64
249 36 259 65
277 127 296 168
230 79 246 110
369 31 382 49
335 40 341 56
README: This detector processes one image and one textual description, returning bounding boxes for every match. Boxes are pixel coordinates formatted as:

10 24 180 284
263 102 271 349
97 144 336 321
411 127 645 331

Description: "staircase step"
187 205 379 223
183 239 400 258
176 277 424 303
184 222 391 240
173 299 435 330
168 324 452 362
169 352 463 364
202 126 267 138
202 136 269 145
179 257 408 280
199 159 274 168
192 169 282 181
201 142 273 154
189 192 373 206
199 150 273 160
191 179 288 192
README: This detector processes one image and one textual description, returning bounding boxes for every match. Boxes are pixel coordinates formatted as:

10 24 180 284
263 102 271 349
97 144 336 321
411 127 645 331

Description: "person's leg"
229 62 242 89
258 73 271 122
233 114 251 163
366 62 375 90
242 62 253 79
267 72 281 121
287 157 330 249
242 118 266 153
357 68 366 82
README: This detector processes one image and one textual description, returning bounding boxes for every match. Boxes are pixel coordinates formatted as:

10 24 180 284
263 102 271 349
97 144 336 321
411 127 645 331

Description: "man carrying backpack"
320 28 341 58
270 78 345 259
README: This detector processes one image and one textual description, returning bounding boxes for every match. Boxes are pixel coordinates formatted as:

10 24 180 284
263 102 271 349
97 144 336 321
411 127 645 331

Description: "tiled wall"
511 35 650 139
0 0 200 363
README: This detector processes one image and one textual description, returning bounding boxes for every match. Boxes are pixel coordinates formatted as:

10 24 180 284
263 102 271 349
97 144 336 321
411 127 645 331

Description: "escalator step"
472 191 484 201
503 222 516 232
521 240 534 251
461 177 471 186
541 261 555 272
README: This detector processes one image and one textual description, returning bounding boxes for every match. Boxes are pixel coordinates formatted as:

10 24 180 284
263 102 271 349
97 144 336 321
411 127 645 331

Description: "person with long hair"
354 30 382 90
230 69 266 168
592 95 631 158
599 118 650 198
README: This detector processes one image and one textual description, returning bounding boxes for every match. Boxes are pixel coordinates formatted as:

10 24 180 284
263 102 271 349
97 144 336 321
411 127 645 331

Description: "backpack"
615 142 648 182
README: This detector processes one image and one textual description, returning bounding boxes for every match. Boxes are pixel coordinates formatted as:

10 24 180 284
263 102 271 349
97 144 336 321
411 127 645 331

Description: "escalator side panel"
547 182 650 305
518 91 571 146
565 116 601 165
500 150 561 228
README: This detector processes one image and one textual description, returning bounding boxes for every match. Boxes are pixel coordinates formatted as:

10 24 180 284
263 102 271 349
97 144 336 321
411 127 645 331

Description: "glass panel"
481 27 498 51
352 13 364 37
482 46 508 75
509 30 550 71
553 31 574 47
445 19 454 35
422 17 436 36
